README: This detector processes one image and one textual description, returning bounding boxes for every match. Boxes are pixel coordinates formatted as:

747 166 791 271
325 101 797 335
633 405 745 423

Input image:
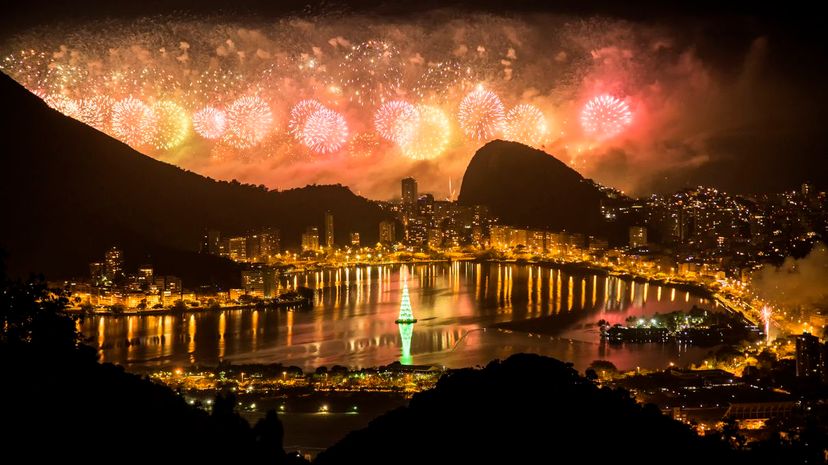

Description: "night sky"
2 0 826 198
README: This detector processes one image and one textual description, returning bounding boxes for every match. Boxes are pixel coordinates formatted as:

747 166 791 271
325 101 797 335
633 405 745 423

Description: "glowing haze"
0 12 800 198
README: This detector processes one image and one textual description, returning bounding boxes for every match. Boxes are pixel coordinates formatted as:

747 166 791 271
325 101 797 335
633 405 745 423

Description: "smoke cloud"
752 243 828 310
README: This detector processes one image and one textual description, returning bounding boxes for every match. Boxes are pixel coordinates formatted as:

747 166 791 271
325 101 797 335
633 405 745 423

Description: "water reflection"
80 262 714 371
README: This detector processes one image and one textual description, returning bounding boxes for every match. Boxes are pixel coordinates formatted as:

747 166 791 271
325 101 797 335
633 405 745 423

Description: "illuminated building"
568 233 586 249
325 211 335 249
350 232 361 247
153 275 182 304
302 227 320 252
104 247 124 282
629 226 648 248
489 225 509 250
246 234 262 261
241 265 277 298
509 228 528 248
228 237 247 261
401 177 418 206
588 237 609 252
258 228 280 260
89 262 105 286
427 228 443 249
795 332 826 380
137 265 154 289
404 214 428 246
528 230 545 253
379 220 396 245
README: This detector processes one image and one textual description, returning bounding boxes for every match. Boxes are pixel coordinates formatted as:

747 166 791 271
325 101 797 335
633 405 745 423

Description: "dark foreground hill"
316 353 743 465
0 72 389 285
458 140 609 235
0 270 301 463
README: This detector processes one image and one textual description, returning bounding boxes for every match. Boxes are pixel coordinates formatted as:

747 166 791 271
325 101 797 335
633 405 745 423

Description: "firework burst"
504 104 548 147
288 99 325 141
301 108 349 154
458 86 505 141
224 95 273 149
374 100 420 145
400 105 451 160
192 106 228 140
111 96 153 146
347 132 382 158
580 94 632 139
149 101 190 150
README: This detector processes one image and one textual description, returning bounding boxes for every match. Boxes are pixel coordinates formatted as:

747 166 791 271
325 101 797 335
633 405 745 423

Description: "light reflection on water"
79 262 715 371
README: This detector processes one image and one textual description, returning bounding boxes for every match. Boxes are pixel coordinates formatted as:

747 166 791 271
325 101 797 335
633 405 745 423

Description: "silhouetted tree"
254 410 286 462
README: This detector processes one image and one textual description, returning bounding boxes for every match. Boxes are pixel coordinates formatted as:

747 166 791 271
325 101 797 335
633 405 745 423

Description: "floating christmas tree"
395 282 417 324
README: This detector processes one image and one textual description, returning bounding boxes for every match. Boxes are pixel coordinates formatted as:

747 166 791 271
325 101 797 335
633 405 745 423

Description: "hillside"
316 353 742 464
0 72 389 284
458 140 608 234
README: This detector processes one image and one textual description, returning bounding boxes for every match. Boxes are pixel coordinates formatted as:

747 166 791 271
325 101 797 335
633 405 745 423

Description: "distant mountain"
457 140 609 235
0 72 389 285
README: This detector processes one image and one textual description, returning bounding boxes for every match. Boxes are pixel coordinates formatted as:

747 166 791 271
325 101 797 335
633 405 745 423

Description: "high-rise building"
104 247 124 282
427 228 443 249
201 229 221 255
401 177 418 205
629 226 648 248
510 228 528 248
302 226 320 252
259 228 280 259
795 332 824 379
379 220 396 245
228 237 247 261
325 211 335 248
528 230 546 253
137 265 154 289
246 233 263 261
350 232 361 247
89 262 105 286
241 265 277 298
489 225 509 250
153 275 183 303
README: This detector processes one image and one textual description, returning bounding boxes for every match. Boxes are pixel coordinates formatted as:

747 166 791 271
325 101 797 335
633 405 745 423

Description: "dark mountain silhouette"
0 72 389 285
458 140 609 235
316 353 744 465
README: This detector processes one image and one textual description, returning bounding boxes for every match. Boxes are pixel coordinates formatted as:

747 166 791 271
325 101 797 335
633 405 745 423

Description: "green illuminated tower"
395 282 417 324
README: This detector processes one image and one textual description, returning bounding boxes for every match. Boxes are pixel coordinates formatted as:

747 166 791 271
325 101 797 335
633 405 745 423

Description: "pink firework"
580 94 632 139
224 95 273 149
192 106 228 140
288 99 325 141
301 108 349 154
458 86 505 141
374 100 419 145
111 96 153 146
